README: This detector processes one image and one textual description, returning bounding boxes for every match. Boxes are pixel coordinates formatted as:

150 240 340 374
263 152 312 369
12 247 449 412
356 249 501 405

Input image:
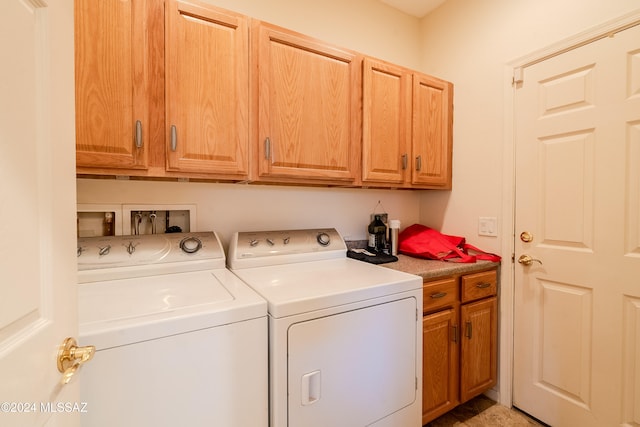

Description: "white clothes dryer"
228 228 423 427
77 232 268 427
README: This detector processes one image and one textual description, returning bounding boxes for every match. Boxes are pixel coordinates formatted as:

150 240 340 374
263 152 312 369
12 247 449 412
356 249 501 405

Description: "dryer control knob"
180 236 202 254
317 232 331 246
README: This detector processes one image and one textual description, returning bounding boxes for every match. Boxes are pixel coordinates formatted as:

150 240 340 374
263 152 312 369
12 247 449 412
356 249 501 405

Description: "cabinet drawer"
423 277 458 312
461 270 497 303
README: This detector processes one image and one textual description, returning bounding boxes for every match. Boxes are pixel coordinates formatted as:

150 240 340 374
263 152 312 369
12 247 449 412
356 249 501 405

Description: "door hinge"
512 67 524 86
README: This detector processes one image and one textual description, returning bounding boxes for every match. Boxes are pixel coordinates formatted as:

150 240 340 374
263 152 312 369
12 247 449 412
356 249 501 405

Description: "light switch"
478 217 498 237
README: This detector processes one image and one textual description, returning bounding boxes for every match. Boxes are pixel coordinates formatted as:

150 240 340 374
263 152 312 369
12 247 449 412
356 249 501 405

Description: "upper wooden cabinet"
362 57 453 189
412 74 453 188
75 0 152 170
253 22 362 185
75 2 453 189
362 58 412 185
75 0 250 180
165 1 249 176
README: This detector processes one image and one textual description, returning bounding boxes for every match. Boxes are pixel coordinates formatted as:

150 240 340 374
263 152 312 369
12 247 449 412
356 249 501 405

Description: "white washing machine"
228 228 423 427
77 232 268 427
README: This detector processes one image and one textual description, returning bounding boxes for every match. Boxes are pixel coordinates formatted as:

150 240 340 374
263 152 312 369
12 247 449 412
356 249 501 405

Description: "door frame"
499 8 640 409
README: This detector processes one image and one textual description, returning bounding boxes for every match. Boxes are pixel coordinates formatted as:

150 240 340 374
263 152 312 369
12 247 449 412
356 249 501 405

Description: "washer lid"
79 269 267 350
230 258 421 318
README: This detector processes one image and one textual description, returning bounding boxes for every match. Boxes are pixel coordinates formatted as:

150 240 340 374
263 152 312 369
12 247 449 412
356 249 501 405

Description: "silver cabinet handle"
135 120 143 148
170 125 177 152
401 154 408 170
430 292 447 299
416 155 422 171
264 137 271 160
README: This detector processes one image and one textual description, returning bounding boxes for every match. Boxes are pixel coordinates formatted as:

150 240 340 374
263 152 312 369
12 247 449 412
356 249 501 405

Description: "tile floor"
424 395 547 427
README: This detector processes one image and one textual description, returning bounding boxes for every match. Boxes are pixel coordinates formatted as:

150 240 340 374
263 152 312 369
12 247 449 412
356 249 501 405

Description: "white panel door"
0 0 79 426
287 298 417 427
513 23 640 426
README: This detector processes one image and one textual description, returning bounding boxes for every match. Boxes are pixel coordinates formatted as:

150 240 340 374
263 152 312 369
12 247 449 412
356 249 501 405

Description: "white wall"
417 0 640 253
416 0 640 407
76 0 426 246
76 179 421 249
206 0 423 69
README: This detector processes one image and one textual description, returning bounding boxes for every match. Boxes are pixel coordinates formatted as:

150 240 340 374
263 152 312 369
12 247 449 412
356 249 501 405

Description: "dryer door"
288 297 418 427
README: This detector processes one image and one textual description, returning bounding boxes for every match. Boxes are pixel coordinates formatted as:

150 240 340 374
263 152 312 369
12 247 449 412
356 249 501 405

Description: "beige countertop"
382 254 500 280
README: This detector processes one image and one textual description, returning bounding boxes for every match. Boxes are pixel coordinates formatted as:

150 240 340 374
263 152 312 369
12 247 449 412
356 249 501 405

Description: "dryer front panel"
287 296 418 427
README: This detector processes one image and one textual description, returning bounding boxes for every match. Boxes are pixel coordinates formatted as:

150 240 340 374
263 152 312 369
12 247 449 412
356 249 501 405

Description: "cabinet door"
362 58 411 185
255 22 361 183
423 307 459 424
165 0 249 177
75 0 150 169
412 74 453 188
460 296 497 403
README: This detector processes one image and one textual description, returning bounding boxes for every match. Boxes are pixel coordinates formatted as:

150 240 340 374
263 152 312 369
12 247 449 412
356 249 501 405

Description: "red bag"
398 224 501 263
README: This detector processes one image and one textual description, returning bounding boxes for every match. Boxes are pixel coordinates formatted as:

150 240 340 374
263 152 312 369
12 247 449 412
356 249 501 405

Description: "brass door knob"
520 231 533 243
57 337 95 385
518 254 543 266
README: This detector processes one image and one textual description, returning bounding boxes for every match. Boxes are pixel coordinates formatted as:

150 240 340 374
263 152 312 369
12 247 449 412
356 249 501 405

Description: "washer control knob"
98 245 111 256
126 242 137 255
317 232 331 247
249 239 259 247
283 237 290 245
266 238 274 246
180 236 202 254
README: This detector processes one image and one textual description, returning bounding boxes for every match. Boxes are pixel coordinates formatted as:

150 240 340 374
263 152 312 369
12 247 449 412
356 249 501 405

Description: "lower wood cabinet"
422 269 498 425
460 296 498 403
423 306 459 422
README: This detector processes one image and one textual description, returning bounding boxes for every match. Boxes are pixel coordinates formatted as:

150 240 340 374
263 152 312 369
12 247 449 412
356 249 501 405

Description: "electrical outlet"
478 217 498 237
